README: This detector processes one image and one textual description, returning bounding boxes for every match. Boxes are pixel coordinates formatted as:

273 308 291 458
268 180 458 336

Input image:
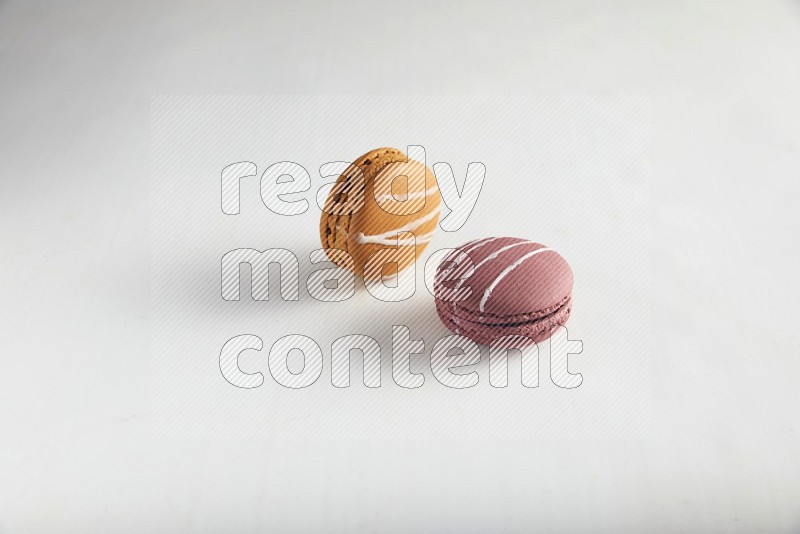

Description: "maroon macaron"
434 237 573 346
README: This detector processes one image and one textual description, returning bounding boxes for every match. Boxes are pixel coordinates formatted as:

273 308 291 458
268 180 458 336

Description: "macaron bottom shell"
435 295 572 346
433 237 574 347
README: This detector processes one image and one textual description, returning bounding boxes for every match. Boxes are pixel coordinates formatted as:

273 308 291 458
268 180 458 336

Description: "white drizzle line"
435 237 504 284
357 230 435 247
464 236 502 255
374 185 439 202
355 207 441 244
479 247 556 313
454 241 534 289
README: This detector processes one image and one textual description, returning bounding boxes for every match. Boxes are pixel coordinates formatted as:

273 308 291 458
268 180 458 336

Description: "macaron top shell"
438 237 573 318
348 158 440 273
319 147 441 277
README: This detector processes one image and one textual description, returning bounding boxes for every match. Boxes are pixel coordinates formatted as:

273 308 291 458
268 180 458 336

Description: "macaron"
434 237 573 346
320 147 441 277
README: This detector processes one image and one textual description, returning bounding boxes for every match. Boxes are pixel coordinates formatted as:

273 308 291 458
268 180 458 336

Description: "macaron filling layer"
322 149 403 258
436 294 572 345
441 292 571 325
433 237 574 346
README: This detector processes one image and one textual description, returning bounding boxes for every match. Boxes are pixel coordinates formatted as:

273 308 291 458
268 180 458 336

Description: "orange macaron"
319 147 441 278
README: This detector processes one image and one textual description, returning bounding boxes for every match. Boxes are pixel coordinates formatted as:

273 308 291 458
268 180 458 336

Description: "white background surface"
150 95 649 440
1 1 799 532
